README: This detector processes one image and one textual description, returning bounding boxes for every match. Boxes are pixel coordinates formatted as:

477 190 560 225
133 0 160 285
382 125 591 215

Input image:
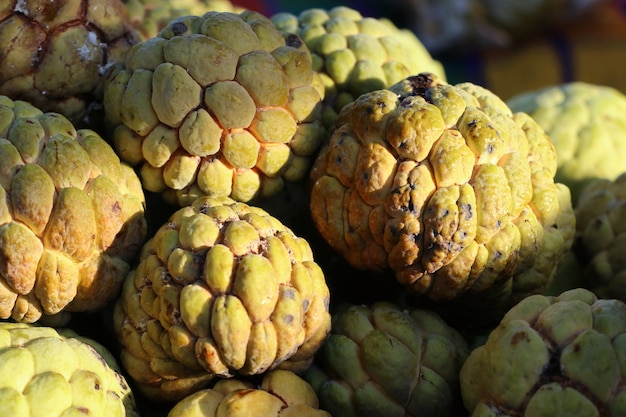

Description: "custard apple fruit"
0 322 139 417
0 96 147 324
114 194 331 402
271 6 446 128
168 369 331 417
507 81 626 204
460 288 626 416
0 0 139 126
310 73 575 307
103 10 326 206
305 301 469 417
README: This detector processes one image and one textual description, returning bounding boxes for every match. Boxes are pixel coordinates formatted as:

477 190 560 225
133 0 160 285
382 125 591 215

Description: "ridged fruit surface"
0 322 139 417
0 96 147 324
508 81 626 204
310 73 575 305
114 195 331 402
305 301 469 417
461 288 626 416
123 0 246 41
0 0 138 126
271 6 446 128
572 172 626 301
168 369 331 417
103 10 326 206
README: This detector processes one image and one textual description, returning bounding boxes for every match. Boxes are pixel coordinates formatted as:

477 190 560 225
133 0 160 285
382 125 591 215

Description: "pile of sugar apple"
1 0 625 416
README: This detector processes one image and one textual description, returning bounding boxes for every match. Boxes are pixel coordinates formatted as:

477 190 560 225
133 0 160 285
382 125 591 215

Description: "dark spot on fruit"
461 203 473 220
283 287 295 299
510 331 528 345
285 34 303 48
171 21 188 36
406 73 437 98
283 314 294 324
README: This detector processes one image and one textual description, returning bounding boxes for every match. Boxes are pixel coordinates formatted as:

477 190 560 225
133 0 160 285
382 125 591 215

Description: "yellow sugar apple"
0 96 147 324
168 370 331 417
114 195 331 402
0 322 139 417
123 0 246 41
271 6 446 128
103 10 326 206
507 81 626 204
0 0 139 126
310 73 575 310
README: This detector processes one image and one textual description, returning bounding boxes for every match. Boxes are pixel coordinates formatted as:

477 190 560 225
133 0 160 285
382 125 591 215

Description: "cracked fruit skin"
508 81 626 204
0 322 139 417
271 6 446 128
571 172 626 302
0 96 147 324
122 0 246 41
460 288 626 417
168 369 331 417
114 194 331 403
309 73 575 304
304 301 469 417
0 0 138 126
103 10 326 206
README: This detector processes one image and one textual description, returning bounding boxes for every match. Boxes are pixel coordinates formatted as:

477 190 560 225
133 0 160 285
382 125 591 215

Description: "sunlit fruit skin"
310 72 575 304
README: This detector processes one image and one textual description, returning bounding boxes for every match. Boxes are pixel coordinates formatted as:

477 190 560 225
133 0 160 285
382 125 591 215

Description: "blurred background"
232 0 626 101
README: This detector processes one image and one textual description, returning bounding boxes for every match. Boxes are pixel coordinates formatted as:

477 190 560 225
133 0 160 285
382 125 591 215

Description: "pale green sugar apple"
271 6 446 128
507 81 626 204
0 96 147 324
103 10 326 206
168 370 331 417
570 172 626 301
123 0 246 41
460 288 626 417
310 73 575 305
305 301 469 417
0 322 139 417
114 194 331 402
0 0 139 127
395 0 604 54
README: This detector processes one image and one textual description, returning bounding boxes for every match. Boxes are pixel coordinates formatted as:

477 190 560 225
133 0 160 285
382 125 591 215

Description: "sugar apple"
460 288 626 416
123 0 246 41
0 0 139 127
569 172 626 301
270 6 446 128
0 321 139 417
168 369 331 417
103 10 326 206
305 301 469 417
507 81 626 204
114 194 331 402
0 96 147 324
310 73 576 306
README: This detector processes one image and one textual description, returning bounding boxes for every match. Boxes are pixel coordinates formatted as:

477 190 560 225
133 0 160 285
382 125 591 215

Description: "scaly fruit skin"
168 369 331 417
0 322 139 417
310 73 575 304
460 288 626 417
507 81 626 204
271 6 446 129
114 194 331 403
305 301 469 417
0 0 138 126
0 96 147 324
572 173 626 301
103 10 326 206
123 0 246 41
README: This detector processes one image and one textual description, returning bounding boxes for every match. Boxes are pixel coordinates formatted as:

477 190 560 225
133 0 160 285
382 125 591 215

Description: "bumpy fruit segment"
0 96 147 324
305 301 469 417
461 288 626 417
103 10 326 206
114 195 331 402
310 73 575 307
